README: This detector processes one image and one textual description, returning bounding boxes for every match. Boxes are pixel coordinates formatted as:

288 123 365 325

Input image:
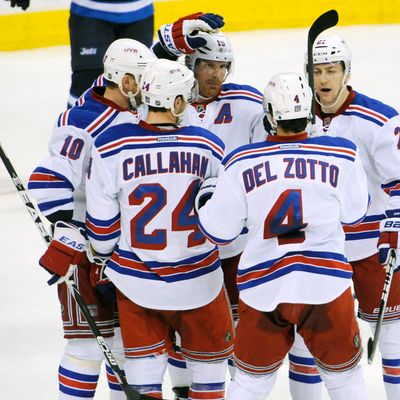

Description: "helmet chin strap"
171 103 188 125
266 112 278 132
315 74 348 110
118 82 140 111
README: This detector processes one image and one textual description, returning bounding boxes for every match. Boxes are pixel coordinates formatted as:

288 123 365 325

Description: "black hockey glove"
6 0 30 10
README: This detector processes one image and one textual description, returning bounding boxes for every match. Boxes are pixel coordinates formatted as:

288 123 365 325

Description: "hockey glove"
378 218 400 272
156 12 225 57
6 0 30 10
195 177 217 213
40 221 87 285
87 245 115 301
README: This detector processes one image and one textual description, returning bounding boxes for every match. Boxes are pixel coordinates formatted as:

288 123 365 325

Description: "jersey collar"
91 87 130 112
139 120 183 132
316 86 356 120
267 132 308 142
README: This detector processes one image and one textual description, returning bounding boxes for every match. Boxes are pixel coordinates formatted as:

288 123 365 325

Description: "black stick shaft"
367 249 396 364
307 10 339 129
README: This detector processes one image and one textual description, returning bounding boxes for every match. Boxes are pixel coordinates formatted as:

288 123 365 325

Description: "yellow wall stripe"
1 0 400 51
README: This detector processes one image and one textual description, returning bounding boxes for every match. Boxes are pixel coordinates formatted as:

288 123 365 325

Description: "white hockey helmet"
306 35 351 75
263 73 312 127
103 38 157 85
141 59 197 110
185 31 234 71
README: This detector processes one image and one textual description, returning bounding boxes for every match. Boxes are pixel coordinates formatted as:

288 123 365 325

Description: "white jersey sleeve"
339 150 369 225
371 116 400 216
198 163 247 244
28 88 142 224
314 90 400 260
85 145 121 256
28 122 91 223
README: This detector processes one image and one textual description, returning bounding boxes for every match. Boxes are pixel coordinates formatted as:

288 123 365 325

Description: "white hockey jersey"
314 89 400 261
28 87 143 223
198 133 369 312
183 82 267 258
85 121 225 310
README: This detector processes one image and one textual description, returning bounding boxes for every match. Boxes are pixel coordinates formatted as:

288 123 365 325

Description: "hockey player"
28 38 157 400
28 12 226 399
85 58 234 400
287 35 400 400
196 72 369 399
155 29 268 399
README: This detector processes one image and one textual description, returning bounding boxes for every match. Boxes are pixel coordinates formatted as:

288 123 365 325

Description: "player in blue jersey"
287 35 400 400
197 72 369 400
85 58 233 400
4 0 155 107
67 0 155 107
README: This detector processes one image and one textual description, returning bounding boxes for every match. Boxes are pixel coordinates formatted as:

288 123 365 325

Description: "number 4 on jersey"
264 189 308 245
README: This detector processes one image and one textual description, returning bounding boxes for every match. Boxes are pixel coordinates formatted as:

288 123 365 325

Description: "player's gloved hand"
377 218 400 272
87 244 115 301
6 0 30 10
195 177 217 213
40 221 87 285
157 12 224 57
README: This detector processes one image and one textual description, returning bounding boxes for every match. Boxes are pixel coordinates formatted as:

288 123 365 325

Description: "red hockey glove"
40 221 87 285
378 218 400 272
157 12 224 57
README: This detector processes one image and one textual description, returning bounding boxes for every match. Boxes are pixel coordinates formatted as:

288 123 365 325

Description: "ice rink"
1 23 400 399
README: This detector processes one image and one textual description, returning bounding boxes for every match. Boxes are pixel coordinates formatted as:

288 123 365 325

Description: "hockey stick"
307 9 339 134
0 143 159 400
367 249 397 364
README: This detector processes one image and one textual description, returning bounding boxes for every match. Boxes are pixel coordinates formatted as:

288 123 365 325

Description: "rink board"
0 0 399 50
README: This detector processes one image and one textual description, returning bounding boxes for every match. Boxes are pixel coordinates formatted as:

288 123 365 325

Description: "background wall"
1 0 400 51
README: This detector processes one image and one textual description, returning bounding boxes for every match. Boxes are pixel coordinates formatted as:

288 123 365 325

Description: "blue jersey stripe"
343 111 385 127
86 212 120 227
99 141 224 161
345 231 380 241
238 250 348 276
59 366 99 381
30 167 74 190
38 197 73 212
216 95 262 105
382 358 400 367
238 264 352 291
288 354 317 366
289 371 323 384
28 181 73 190
117 246 217 268
108 258 220 282
86 229 121 241
71 3 154 23
59 386 94 398
225 149 355 171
